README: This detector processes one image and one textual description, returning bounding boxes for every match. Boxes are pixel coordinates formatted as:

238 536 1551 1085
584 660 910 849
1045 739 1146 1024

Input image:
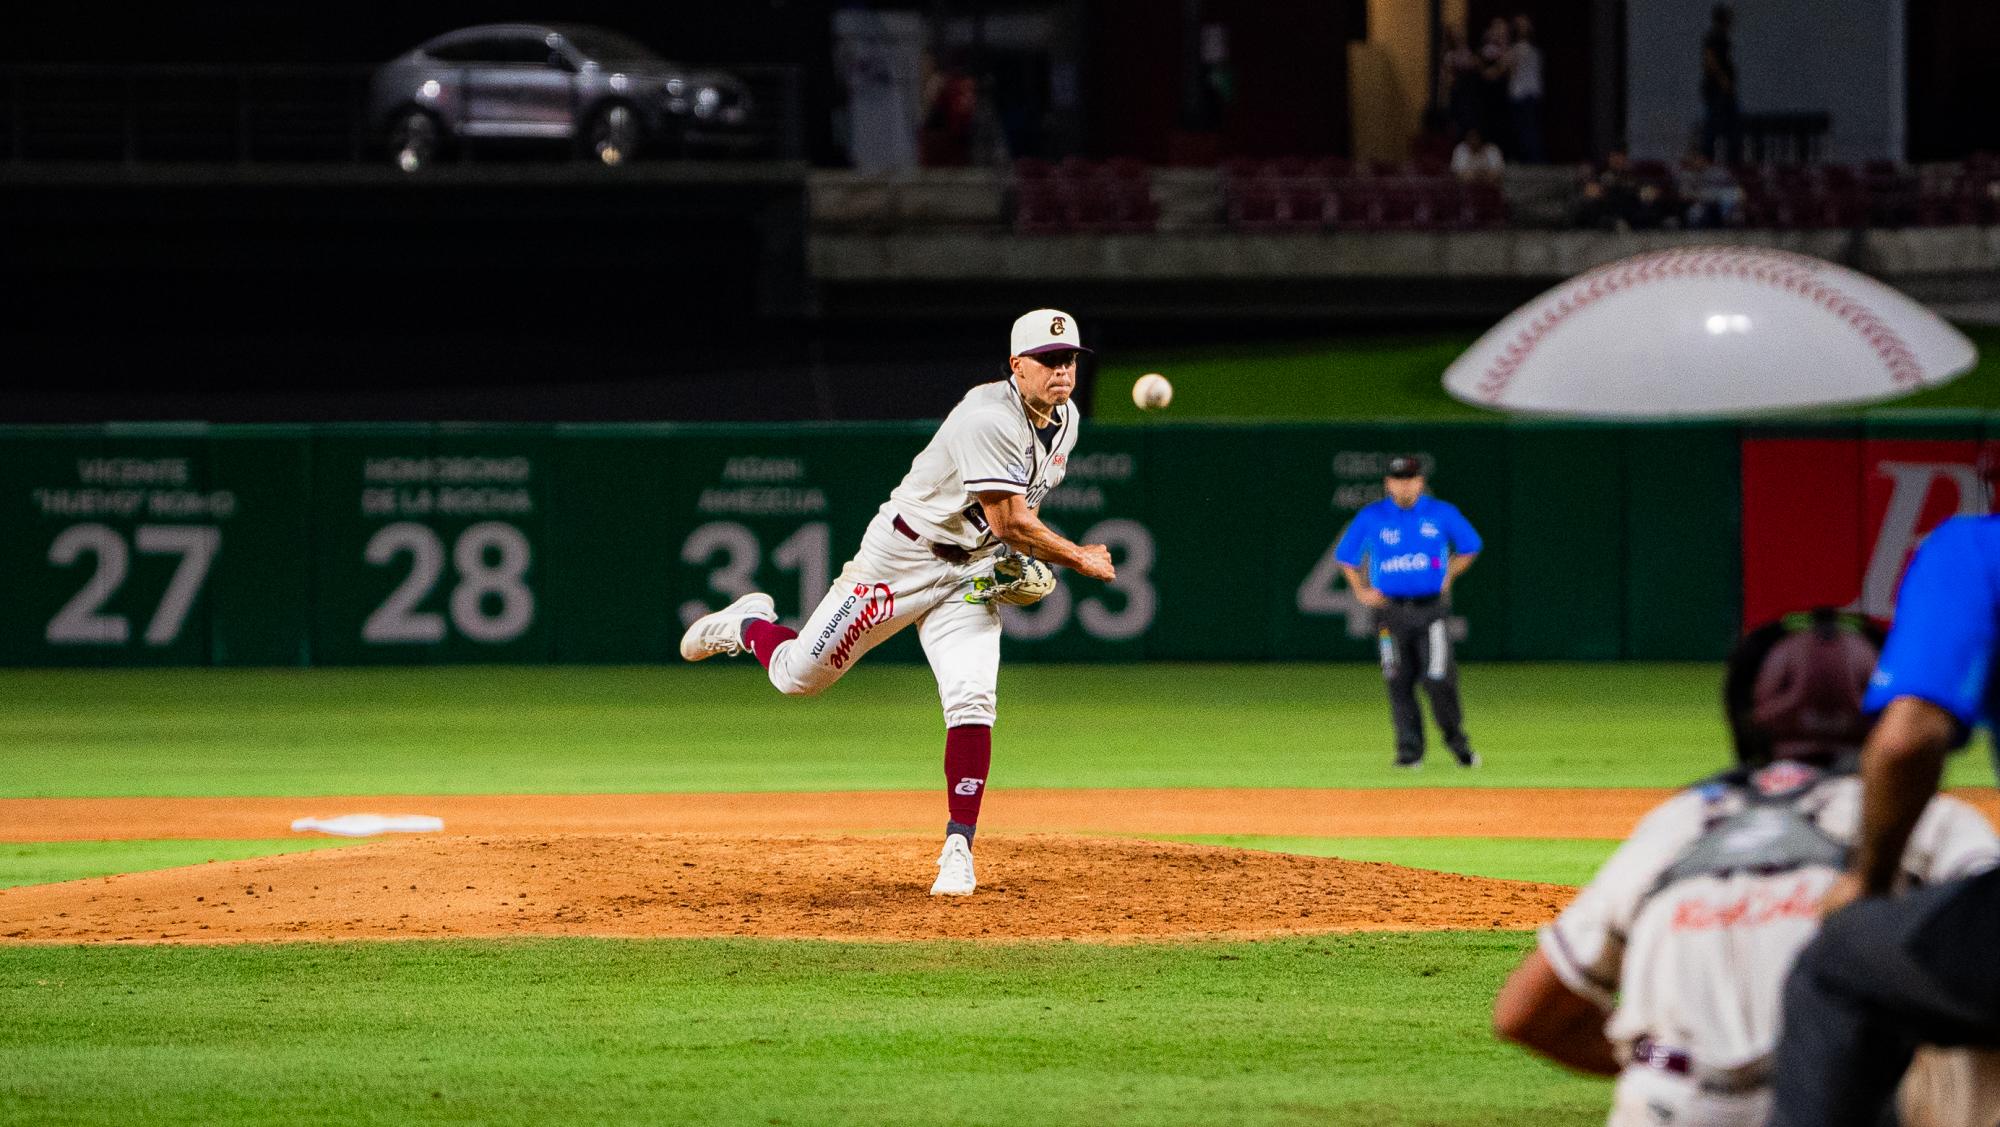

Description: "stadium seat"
1329 179 1379 229
1375 180 1430 229
1012 179 1072 234
1229 182 1283 228
1280 177 1328 227
1306 155 1352 179
1457 182 1508 228
1013 157 1054 181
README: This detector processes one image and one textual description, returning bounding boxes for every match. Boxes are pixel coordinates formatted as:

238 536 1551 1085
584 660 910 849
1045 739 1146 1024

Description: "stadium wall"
1 418 1989 667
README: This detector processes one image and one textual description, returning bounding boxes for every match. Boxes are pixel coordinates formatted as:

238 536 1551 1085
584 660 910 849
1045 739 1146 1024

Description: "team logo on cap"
1049 316 1067 336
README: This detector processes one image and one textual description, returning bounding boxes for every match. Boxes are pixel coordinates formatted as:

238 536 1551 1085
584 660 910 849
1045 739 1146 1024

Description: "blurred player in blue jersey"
1337 454 1484 768
1769 506 2000 1127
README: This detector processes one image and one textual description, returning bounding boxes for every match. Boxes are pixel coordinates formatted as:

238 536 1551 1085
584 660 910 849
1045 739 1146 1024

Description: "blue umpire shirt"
1863 514 2000 751
1334 493 1483 599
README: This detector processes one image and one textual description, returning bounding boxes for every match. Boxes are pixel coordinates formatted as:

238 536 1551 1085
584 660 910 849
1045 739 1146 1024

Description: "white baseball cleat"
679 592 776 662
930 833 976 896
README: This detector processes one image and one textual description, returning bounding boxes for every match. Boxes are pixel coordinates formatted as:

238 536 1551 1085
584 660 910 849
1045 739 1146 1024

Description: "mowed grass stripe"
0 935 1606 1127
0 662 1837 797
1165 835 1617 887
0 839 362 890
6 664 1991 798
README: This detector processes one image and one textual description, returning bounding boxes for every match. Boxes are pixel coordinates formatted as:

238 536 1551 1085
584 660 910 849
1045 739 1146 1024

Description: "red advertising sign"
1741 438 1987 626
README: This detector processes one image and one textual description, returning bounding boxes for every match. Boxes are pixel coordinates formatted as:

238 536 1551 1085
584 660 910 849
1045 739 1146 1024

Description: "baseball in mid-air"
1132 372 1173 411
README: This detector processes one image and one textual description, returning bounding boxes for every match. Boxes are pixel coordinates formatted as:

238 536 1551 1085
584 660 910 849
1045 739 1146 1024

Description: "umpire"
1336 455 1484 768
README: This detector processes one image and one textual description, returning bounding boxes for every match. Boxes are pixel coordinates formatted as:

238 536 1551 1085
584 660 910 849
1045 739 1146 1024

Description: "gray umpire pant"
1374 597 1472 764
1769 866 2000 1127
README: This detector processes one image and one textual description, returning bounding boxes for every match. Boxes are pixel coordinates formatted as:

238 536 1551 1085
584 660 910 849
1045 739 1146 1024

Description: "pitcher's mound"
0 834 1573 945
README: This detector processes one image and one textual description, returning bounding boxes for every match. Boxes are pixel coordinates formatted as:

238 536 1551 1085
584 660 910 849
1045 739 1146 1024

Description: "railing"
0 63 804 165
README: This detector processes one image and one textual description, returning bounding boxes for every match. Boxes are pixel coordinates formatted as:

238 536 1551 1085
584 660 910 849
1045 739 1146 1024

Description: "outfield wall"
2 418 1989 667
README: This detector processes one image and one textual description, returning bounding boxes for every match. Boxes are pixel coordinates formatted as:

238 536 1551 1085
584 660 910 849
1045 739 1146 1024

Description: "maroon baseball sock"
944 724 992 840
741 619 797 669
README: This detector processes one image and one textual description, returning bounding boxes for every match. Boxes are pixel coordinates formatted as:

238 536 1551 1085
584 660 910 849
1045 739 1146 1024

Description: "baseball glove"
971 551 1057 606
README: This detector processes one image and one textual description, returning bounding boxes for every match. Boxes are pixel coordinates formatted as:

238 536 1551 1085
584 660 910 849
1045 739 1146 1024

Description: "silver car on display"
369 23 755 170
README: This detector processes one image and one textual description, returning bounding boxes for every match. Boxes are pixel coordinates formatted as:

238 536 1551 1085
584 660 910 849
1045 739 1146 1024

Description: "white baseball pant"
766 513 1003 727
1608 1068 1768 1127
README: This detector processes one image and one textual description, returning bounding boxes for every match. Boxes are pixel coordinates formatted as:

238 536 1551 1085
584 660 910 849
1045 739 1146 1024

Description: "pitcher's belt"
892 514 973 564
1629 1037 1770 1095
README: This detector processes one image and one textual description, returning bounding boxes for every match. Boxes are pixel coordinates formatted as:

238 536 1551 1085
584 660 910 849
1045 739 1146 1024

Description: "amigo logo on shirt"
820 582 895 670
1378 552 1435 574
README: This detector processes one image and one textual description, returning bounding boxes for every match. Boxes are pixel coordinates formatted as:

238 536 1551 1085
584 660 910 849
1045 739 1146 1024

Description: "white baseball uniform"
764 375 1077 725
1541 761 2000 1126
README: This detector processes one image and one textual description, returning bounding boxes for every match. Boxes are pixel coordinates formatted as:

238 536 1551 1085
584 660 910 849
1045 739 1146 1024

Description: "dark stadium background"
6 0 1998 422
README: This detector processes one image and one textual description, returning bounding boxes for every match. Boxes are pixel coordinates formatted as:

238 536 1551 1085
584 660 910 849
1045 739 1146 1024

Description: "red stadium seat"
1374 180 1430 229
1056 155 1098 181
1230 183 1283 228
1102 156 1148 182
1330 179 1381 229
1280 179 1328 226
1012 180 1071 234
1306 155 1352 179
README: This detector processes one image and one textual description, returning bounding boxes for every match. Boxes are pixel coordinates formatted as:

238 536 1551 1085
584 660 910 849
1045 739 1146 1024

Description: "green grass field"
3 663 1993 1125
1090 324 2000 420
0 935 1602 1127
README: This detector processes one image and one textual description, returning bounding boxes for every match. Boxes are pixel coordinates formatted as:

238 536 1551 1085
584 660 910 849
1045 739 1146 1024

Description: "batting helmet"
1723 607 1885 768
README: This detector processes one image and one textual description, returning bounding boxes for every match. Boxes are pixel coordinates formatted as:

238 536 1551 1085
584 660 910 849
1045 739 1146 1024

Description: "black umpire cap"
1386 455 1425 479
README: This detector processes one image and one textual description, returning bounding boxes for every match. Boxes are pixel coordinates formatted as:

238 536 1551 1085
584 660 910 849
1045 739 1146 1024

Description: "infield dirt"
0 833 1572 945
23 785 1986 946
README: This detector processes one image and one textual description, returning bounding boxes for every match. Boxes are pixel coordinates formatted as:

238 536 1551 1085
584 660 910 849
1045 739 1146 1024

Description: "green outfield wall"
0 418 1986 667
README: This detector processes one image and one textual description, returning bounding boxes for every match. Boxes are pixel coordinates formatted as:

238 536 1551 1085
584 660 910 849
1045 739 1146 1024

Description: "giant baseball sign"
1447 247 1976 418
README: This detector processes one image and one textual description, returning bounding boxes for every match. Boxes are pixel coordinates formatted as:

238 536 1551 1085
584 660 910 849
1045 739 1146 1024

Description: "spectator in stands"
1507 16 1546 164
967 70 1012 167
1677 150 1745 228
1578 149 1669 231
1438 24 1481 141
919 50 976 167
1479 17 1514 149
1700 5 1741 164
1452 127 1506 186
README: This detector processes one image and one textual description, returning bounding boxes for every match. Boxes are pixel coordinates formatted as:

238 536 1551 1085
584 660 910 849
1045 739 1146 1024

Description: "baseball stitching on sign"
1475 247 1925 403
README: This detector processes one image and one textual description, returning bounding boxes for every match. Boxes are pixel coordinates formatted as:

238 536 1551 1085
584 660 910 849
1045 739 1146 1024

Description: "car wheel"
389 109 442 173
588 104 640 166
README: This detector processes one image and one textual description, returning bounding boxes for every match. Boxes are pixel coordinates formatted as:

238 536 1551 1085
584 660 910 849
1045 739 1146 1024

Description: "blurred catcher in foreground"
1494 608 2000 1126
1771 507 2000 1127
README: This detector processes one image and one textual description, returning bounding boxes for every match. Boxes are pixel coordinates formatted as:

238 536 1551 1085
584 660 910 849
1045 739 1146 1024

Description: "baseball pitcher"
1493 610 2000 1126
678 309 1116 896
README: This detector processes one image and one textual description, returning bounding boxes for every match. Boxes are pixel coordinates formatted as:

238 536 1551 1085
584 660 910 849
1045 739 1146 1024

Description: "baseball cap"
1386 455 1425 479
1011 308 1093 357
